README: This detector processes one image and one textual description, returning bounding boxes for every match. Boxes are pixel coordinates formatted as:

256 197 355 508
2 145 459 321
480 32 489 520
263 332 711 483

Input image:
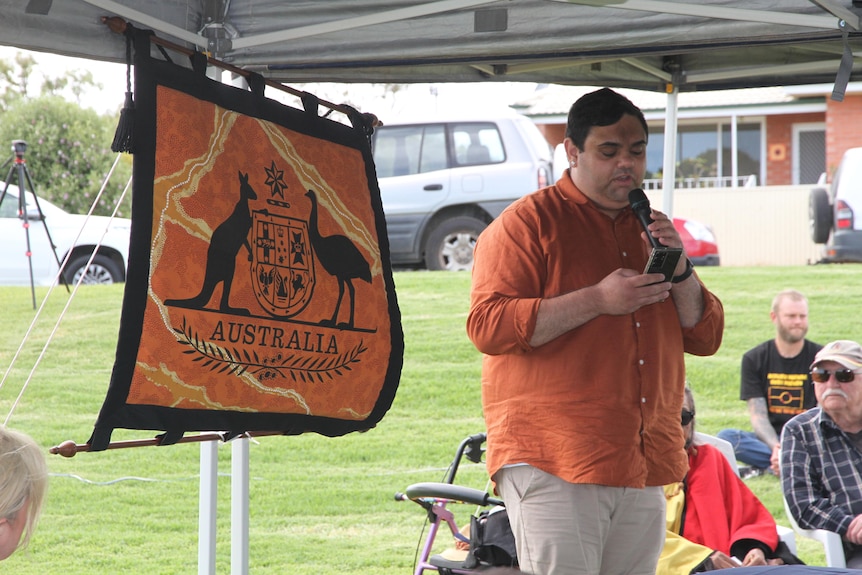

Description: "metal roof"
2 1 861 94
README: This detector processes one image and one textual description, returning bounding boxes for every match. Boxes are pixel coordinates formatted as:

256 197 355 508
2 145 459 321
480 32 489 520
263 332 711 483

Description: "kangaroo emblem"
165 171 258 315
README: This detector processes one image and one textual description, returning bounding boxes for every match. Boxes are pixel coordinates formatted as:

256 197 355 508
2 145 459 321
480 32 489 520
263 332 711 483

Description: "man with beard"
782 340 862 568
718 289 821 476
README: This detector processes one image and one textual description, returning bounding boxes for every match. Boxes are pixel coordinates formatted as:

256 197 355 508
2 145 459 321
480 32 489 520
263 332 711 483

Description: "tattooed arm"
748 397 780 446
748 397 782 474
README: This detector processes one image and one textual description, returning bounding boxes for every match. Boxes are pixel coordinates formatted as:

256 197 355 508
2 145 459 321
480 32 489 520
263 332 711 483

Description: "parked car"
372 111 554 270
675 217 720 266
810 147 862 263
0 184 131 286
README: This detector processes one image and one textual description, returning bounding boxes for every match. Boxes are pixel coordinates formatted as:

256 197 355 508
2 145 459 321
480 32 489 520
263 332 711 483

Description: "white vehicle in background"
0 184 131 286
810 147 862 263
372 111 554 271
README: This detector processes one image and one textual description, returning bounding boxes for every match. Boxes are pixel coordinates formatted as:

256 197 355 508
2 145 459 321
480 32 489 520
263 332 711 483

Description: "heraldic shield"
88 28 402 451
252 209 316 318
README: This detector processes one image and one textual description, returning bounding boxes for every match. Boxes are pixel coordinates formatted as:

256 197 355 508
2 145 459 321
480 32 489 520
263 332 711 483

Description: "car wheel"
809 187 832 244
424 216 487 271
64 254 124 285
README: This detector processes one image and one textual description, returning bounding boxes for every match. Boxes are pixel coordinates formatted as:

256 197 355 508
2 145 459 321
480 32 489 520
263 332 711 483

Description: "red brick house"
513 84 862 187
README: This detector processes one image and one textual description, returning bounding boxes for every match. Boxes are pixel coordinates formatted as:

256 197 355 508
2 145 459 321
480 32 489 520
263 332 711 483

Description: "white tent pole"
731 114 739 186
715 124 724 186
661 86 679 218
232 437 250 575
199 439 218 575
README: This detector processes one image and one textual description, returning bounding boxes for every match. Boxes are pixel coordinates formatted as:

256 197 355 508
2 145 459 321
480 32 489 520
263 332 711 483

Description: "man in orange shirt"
466 87 724 575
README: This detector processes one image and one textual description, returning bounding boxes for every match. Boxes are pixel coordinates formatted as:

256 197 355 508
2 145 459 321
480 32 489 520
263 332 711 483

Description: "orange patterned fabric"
90 36 401 449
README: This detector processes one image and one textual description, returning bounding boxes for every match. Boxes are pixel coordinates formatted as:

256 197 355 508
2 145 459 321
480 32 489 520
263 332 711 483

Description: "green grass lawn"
1 265 860 573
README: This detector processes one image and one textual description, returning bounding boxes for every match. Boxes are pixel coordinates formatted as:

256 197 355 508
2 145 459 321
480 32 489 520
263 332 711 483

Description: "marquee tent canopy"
2 0 861 94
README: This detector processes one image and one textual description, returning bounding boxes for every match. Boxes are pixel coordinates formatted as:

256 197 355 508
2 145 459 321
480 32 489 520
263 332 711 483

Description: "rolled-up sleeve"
467 206 544 355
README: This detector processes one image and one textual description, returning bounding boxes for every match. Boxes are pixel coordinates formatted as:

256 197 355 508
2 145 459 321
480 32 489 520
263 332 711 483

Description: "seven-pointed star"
265 160 286 198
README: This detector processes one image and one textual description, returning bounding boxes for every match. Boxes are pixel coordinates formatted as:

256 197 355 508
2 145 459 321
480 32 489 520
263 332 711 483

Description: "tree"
42 69 102 105
0 52 103 111
0 95 132 218
0 52 38 108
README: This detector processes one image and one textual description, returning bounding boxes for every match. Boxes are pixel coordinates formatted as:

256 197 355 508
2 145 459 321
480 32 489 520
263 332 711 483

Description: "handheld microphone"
628 188 660 249
628 188 683 282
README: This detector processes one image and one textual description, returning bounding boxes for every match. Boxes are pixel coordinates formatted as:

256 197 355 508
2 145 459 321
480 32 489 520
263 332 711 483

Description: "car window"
452 123 504 167
373 124 447 177
419 126 447 173
0 191 19 218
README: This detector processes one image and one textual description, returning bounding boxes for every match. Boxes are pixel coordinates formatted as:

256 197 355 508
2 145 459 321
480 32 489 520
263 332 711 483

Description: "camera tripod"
0 140 68 309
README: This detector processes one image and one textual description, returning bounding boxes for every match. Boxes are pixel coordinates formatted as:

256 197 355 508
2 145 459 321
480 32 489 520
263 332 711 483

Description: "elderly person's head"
682 385 696 450
810 340 862 433
0 427 47 560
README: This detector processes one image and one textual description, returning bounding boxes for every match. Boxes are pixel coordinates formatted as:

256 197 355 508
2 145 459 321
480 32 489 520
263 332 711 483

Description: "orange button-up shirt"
467 173 724 488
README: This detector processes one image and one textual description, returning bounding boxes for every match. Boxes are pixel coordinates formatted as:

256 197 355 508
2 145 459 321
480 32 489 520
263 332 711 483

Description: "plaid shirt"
781 406 862 536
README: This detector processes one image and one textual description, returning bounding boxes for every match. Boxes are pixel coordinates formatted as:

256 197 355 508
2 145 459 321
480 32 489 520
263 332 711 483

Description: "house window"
645 121 762 186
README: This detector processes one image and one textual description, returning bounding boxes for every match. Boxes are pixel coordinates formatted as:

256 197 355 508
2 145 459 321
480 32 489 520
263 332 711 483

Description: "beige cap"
811 340 862 370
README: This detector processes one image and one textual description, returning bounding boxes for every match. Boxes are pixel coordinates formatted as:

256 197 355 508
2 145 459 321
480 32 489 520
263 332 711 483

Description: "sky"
0 46 128 114
0 46 539 121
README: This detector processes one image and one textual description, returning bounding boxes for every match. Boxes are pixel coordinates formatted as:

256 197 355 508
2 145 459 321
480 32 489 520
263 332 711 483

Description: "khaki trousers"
496 465 666 575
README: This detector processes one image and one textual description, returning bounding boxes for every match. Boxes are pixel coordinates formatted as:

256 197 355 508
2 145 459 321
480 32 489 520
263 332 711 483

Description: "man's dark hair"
565 87 648 150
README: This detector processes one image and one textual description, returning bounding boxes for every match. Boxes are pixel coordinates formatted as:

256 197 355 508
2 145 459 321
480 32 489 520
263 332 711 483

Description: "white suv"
0 184 131 285
372 112 554 270
810 147 862 263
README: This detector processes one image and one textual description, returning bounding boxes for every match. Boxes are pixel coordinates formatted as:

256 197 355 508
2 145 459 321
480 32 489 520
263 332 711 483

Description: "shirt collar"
556 171 636 222
556 170 586 204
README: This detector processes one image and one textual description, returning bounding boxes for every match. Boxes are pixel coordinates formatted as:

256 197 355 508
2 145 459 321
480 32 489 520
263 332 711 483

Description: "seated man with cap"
782 339 862 569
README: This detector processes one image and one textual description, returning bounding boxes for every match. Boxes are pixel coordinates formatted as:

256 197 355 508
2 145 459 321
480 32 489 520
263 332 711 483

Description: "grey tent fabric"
1 1 860 93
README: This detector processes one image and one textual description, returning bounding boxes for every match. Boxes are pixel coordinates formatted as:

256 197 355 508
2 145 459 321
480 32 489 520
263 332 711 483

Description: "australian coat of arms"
129 85 396 425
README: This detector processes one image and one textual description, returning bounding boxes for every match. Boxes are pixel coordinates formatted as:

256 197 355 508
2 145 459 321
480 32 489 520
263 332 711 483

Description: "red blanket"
683 443 778 553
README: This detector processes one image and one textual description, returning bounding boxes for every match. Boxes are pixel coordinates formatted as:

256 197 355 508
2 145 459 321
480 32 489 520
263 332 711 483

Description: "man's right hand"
529 268 670 348
594 268 671 316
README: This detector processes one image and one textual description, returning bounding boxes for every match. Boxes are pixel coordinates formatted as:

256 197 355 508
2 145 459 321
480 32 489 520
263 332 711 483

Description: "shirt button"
636 322 641 328
622 251 628 257
639 359 645 365
641 397 647 403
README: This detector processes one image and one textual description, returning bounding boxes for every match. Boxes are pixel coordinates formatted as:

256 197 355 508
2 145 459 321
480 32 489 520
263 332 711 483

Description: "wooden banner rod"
49 431 283 458
101 16 379 126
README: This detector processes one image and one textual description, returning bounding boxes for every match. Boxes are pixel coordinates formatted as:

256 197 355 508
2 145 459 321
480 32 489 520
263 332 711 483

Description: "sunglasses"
811 367 861 384
681 409 695 426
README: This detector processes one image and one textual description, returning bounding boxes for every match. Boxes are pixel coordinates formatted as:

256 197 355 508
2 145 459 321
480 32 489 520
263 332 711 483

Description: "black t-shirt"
740 339 822 434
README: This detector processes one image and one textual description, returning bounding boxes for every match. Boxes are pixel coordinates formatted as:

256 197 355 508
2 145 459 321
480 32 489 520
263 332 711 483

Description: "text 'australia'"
210 321 339 354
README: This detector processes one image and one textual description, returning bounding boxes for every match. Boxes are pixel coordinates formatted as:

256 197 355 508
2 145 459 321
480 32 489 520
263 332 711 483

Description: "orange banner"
90 40 401 450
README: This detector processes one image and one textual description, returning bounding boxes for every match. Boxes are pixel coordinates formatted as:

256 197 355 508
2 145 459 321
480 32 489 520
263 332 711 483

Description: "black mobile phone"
643 247 683 282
